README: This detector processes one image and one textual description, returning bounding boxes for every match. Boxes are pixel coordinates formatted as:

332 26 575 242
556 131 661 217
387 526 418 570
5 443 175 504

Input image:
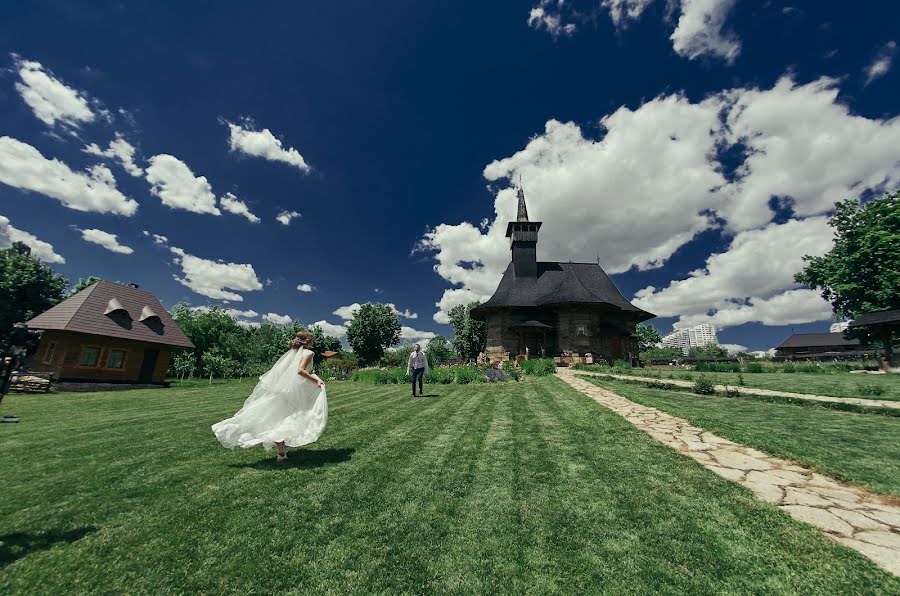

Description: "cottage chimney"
505 187 541 278
127 283 140 289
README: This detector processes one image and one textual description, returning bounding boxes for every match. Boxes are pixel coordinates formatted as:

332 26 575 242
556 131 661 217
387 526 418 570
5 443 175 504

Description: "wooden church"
472 188 655 365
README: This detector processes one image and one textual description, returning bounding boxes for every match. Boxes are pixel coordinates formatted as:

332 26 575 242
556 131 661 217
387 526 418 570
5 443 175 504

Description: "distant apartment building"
829 321 850 333
661 323 720 355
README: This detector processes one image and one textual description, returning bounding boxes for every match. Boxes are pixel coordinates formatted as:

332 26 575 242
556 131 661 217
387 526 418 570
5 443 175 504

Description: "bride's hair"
289 331 313 350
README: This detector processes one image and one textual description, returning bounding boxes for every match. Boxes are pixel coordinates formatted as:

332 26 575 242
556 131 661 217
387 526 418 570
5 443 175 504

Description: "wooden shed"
26 281 194 385
775 332 862 359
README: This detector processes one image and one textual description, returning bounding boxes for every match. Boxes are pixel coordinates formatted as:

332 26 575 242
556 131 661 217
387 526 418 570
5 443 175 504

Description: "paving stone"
711 450 772 471
768 469 809 484
862 509 900 528
705 465 746 482
782 487 834 507
812 486 863 504
747 470 802 486
832 537 900 577
780 505 855 536
742 480 784 504
855 531 900 549
830 508 888 531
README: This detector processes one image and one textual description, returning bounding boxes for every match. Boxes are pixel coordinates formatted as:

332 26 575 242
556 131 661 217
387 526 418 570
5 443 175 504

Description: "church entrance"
510 320 554 359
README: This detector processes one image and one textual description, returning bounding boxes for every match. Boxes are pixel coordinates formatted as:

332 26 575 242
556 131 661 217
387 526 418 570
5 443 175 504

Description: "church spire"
516 186 530 222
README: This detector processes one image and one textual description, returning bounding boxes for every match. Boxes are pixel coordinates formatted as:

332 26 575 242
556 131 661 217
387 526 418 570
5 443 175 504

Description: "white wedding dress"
212 347 328 450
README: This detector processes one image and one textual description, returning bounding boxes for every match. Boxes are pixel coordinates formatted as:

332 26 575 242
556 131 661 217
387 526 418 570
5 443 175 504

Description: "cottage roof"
27 280 195 348
775 332 861 349
473 261 654 321
849 308 900 328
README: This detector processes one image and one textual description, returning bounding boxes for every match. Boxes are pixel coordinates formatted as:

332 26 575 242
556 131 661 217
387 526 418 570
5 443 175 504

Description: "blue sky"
1 1 898 351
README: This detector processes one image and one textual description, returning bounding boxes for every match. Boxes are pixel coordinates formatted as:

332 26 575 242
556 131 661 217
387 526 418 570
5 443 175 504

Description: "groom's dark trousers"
411 367 425 396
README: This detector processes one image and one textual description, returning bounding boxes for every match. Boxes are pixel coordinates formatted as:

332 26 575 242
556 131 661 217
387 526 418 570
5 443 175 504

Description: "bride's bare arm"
297 352 325 387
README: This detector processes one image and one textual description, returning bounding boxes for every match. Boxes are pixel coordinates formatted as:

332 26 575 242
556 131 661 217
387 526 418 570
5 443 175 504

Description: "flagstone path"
557 368 900 576
573 370 900 410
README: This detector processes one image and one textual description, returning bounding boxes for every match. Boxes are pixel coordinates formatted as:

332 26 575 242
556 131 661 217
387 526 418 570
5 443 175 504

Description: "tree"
425 334 454 365
448 302 486 362
688 344 728 359
0 243 68 347
172 350 196 380
636 324 662 353
796 193 900 367
381 344 415 368
309 325 342 354
345 303 401 365
641 346 684 360
68 276 102 296
202 347 233 384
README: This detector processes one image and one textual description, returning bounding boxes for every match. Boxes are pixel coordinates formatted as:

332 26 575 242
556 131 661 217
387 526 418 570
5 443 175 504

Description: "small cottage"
775 332 862 359
26 281 194 385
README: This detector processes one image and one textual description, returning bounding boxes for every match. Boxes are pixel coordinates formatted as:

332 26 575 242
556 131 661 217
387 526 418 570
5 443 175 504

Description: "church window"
576 325 587 336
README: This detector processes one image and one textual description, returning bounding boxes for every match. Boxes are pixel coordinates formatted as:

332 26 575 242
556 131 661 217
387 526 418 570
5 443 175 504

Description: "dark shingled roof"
776 332 861 349
849 309 900 328
27 280 195 348
473 262 654 321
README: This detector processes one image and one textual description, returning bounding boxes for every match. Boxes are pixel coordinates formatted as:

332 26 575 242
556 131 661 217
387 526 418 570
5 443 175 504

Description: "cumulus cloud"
142 230 169 245
311 320 348 338
78 228 134 255
601 0 655 27
169 246 263 301
633 218 834 329
83 135 143 177
0 136 138 215
423 75 900 327
263 312 293 326
0 215 65 263
670 0 741 63
219 192 260 223
145 155 220 215
296 283 315 292
720 343 748 355
14 58 94 128
400 326 436 347
275 210 301 225
527 3 577 38
227 120 311 172
864 41 897 85
333 302 418 321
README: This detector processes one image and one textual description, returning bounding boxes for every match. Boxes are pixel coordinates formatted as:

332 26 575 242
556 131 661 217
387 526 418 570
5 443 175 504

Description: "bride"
212 330 328 463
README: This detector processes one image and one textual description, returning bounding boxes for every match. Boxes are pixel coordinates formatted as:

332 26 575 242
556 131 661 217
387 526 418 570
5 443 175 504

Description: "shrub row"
350 366 523 385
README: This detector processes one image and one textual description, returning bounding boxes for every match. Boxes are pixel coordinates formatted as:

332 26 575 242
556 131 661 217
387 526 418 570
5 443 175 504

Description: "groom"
407 344 429 397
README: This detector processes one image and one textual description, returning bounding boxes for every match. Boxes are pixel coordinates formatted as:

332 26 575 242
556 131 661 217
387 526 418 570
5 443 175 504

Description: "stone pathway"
557 368 900 576
574 370 900 410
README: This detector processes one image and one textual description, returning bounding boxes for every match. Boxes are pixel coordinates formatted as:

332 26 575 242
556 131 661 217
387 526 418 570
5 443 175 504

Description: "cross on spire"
516 186 530 222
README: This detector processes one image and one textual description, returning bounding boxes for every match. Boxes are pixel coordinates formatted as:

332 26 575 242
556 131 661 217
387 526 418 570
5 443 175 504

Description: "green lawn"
1 379 898 593
579 375 900 497
623 369 900 401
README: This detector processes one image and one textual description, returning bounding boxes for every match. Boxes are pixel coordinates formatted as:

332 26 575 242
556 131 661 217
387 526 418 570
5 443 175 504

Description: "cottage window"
576 325 587 337
43 341 56 364
79 346 101 367
107 349 127 369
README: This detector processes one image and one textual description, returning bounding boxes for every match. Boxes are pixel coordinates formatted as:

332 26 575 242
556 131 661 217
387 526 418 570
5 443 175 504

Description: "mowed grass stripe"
582 376 900 498
1 380 899 594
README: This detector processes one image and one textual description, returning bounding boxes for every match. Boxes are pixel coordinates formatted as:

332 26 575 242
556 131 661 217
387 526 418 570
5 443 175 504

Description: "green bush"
795 363 820 374
351 368 408 384
856 383 886 396
612 359 632 370
722 386 741 398
644 380 677 390
745 362 764 373
426 368 455 384
315 359 356 381
782 363 796 373
693 375 715 395
520 358 556 376
694 362 710 372
737 373 745 386
454 366 478 384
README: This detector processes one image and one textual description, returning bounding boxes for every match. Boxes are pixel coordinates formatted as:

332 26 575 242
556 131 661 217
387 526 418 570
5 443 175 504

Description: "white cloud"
169 246 263 301
0 215 65 263
311 320 348 338
527 4 576 38
333 302 418 321
720 343 748 355
79 228 134 255
423 75 900 327
224 308 259 319
670 0 741 63
263 312 293 326
145 155 220 215
0 136 138 215
227 120 311 172
83 134 143 177
237 320 262 329
633 218 834 329
296 283 315 292
219 192 260 223
142 230 169 245
14 58 94 128
275 210 301 225
400 326 436 348
864 41 897 85
601 0 655 27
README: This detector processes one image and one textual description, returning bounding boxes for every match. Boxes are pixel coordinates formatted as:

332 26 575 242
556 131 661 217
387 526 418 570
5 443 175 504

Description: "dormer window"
104 298 130 317
139 306 161 322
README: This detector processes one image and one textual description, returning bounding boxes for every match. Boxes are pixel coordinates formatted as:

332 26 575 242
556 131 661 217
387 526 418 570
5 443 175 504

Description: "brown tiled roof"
849 309 900 328
27 281 195 348
775 332 861 349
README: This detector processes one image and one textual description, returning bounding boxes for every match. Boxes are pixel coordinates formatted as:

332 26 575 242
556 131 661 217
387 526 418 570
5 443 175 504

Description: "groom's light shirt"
407 351 428 374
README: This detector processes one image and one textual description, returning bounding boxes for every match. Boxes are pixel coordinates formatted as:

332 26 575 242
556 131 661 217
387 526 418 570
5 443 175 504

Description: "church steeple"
505 186 542 278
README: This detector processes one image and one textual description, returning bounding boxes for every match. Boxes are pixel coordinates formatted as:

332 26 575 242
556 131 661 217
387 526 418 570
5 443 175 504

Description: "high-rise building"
661 323 719 355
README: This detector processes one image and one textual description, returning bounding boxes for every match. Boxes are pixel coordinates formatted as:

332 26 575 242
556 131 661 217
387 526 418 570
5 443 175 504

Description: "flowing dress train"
211 347 328 450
